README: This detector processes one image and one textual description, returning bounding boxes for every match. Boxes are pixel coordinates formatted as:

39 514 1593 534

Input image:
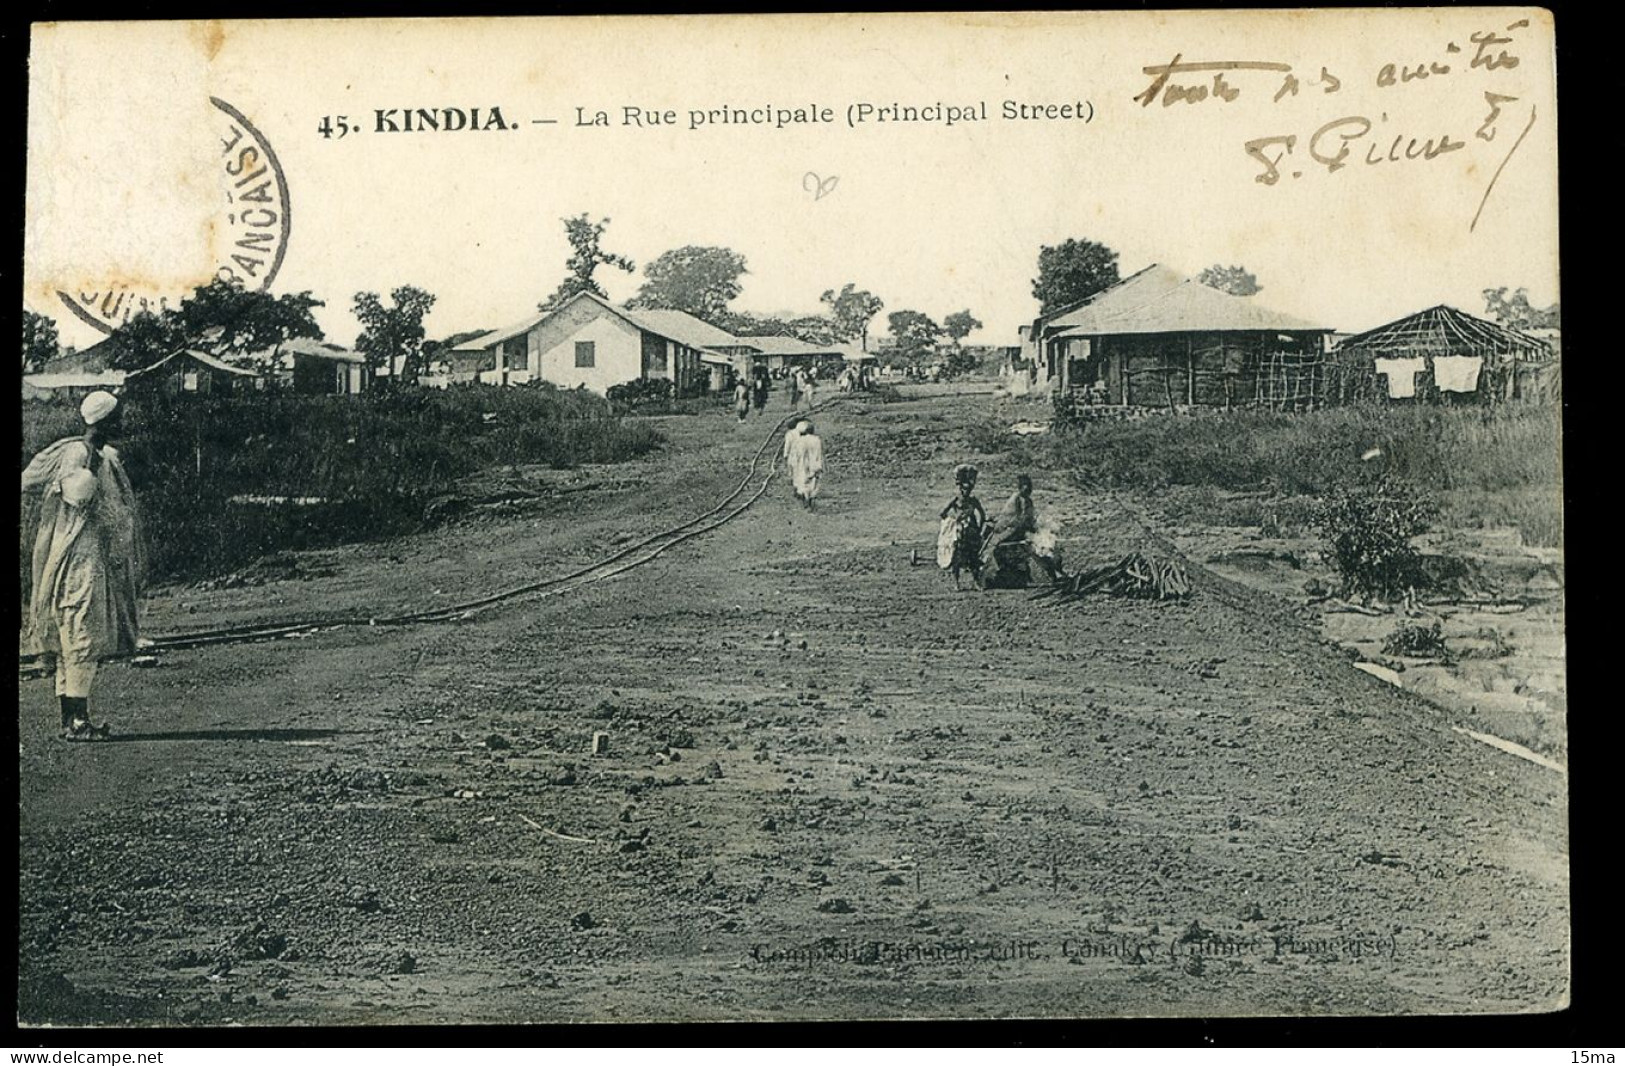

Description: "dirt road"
17 391 1568 1024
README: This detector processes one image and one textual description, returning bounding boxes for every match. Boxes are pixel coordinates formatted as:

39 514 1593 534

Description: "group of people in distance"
735 365 823 424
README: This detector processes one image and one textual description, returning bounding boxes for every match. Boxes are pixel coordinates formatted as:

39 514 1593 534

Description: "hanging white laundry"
1432 355 1484 393
1374 357 1426 399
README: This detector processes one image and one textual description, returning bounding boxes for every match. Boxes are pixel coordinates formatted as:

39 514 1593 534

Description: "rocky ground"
17 390 1568 1025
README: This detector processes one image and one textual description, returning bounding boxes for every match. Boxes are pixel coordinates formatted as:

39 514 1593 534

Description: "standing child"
937 463 986 590
733 376 751 423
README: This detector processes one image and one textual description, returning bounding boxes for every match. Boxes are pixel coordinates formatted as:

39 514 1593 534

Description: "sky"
26 11 1559 353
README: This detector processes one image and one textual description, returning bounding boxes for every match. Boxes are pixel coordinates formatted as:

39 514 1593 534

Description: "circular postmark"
55 96 293 335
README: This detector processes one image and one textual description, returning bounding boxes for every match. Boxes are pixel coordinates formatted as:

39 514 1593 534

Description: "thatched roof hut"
1334 305 1553 402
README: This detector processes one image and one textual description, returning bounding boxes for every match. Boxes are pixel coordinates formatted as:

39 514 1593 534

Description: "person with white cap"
783 419 824 510
20 391 144 741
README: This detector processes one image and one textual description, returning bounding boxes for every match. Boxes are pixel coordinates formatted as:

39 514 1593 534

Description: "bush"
938 347 981 381
1313 486 1435 600
1383 620 1448 658
605 378 674 414
1038 403 1559 547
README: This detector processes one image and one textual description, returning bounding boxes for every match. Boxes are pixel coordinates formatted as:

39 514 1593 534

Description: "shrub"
1313 486 1435 600
1382 620 1448 658
938 347 981 381
1038 404 1559 548
605 378 675 414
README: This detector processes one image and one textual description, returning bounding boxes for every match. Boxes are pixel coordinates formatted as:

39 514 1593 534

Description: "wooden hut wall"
1103 332 1324 407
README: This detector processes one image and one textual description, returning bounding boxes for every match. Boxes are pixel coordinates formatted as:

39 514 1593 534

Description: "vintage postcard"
20 11 1563 1024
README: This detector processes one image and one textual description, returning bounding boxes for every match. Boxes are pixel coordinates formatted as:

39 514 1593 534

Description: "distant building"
450 292 744 396
250 337 366 394
124 349 259 396
21 369 127 401
737 335 851 375
25 331 363 397
1022 264 1335 408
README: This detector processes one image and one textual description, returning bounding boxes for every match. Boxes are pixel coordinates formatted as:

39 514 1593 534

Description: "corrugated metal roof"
22 370 128 390
738 335 847 357
1049 263 1331 337
277 337 365 363
620 307 742 350
127 349 259 379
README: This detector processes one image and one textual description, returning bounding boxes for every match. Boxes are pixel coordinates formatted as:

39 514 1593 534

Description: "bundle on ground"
1034 552 1192 604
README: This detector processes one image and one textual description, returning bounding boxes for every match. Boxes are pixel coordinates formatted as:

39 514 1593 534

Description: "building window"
505 337 529 371
576 341 596 368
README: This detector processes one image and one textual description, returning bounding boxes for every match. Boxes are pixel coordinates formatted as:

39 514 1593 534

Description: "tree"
173 276 325 365
22 309 59 373
887 310 941 362
819 284 885 351
99 277 325 372
353 285 438 388
942 310 983 346
104 309 188 372
1197 264 1262 296
1032 238 1120 316
628 246 748 320
712 309 837 346
540 214 635 311
1483 286 1560 332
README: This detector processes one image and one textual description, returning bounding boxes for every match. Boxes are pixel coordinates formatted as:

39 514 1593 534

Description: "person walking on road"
937 463 987 590
20 391 144 741
784 419 824 510
734 375 751 423
752 368 770 418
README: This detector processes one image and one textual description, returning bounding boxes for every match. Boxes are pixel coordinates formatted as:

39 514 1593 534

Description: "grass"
1000 402 1563 547
20 384 663 588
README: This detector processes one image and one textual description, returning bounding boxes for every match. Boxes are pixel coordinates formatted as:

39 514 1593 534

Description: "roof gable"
452 292 746 353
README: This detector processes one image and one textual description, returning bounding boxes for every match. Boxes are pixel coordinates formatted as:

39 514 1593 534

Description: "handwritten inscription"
1135 18 1531 108
1132 17 1539 226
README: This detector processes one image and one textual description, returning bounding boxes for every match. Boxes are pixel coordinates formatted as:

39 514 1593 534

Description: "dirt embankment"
18 392 1567 1024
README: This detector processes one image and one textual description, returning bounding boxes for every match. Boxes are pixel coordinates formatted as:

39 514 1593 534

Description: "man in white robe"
784 419 824 510
21 391 143 740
